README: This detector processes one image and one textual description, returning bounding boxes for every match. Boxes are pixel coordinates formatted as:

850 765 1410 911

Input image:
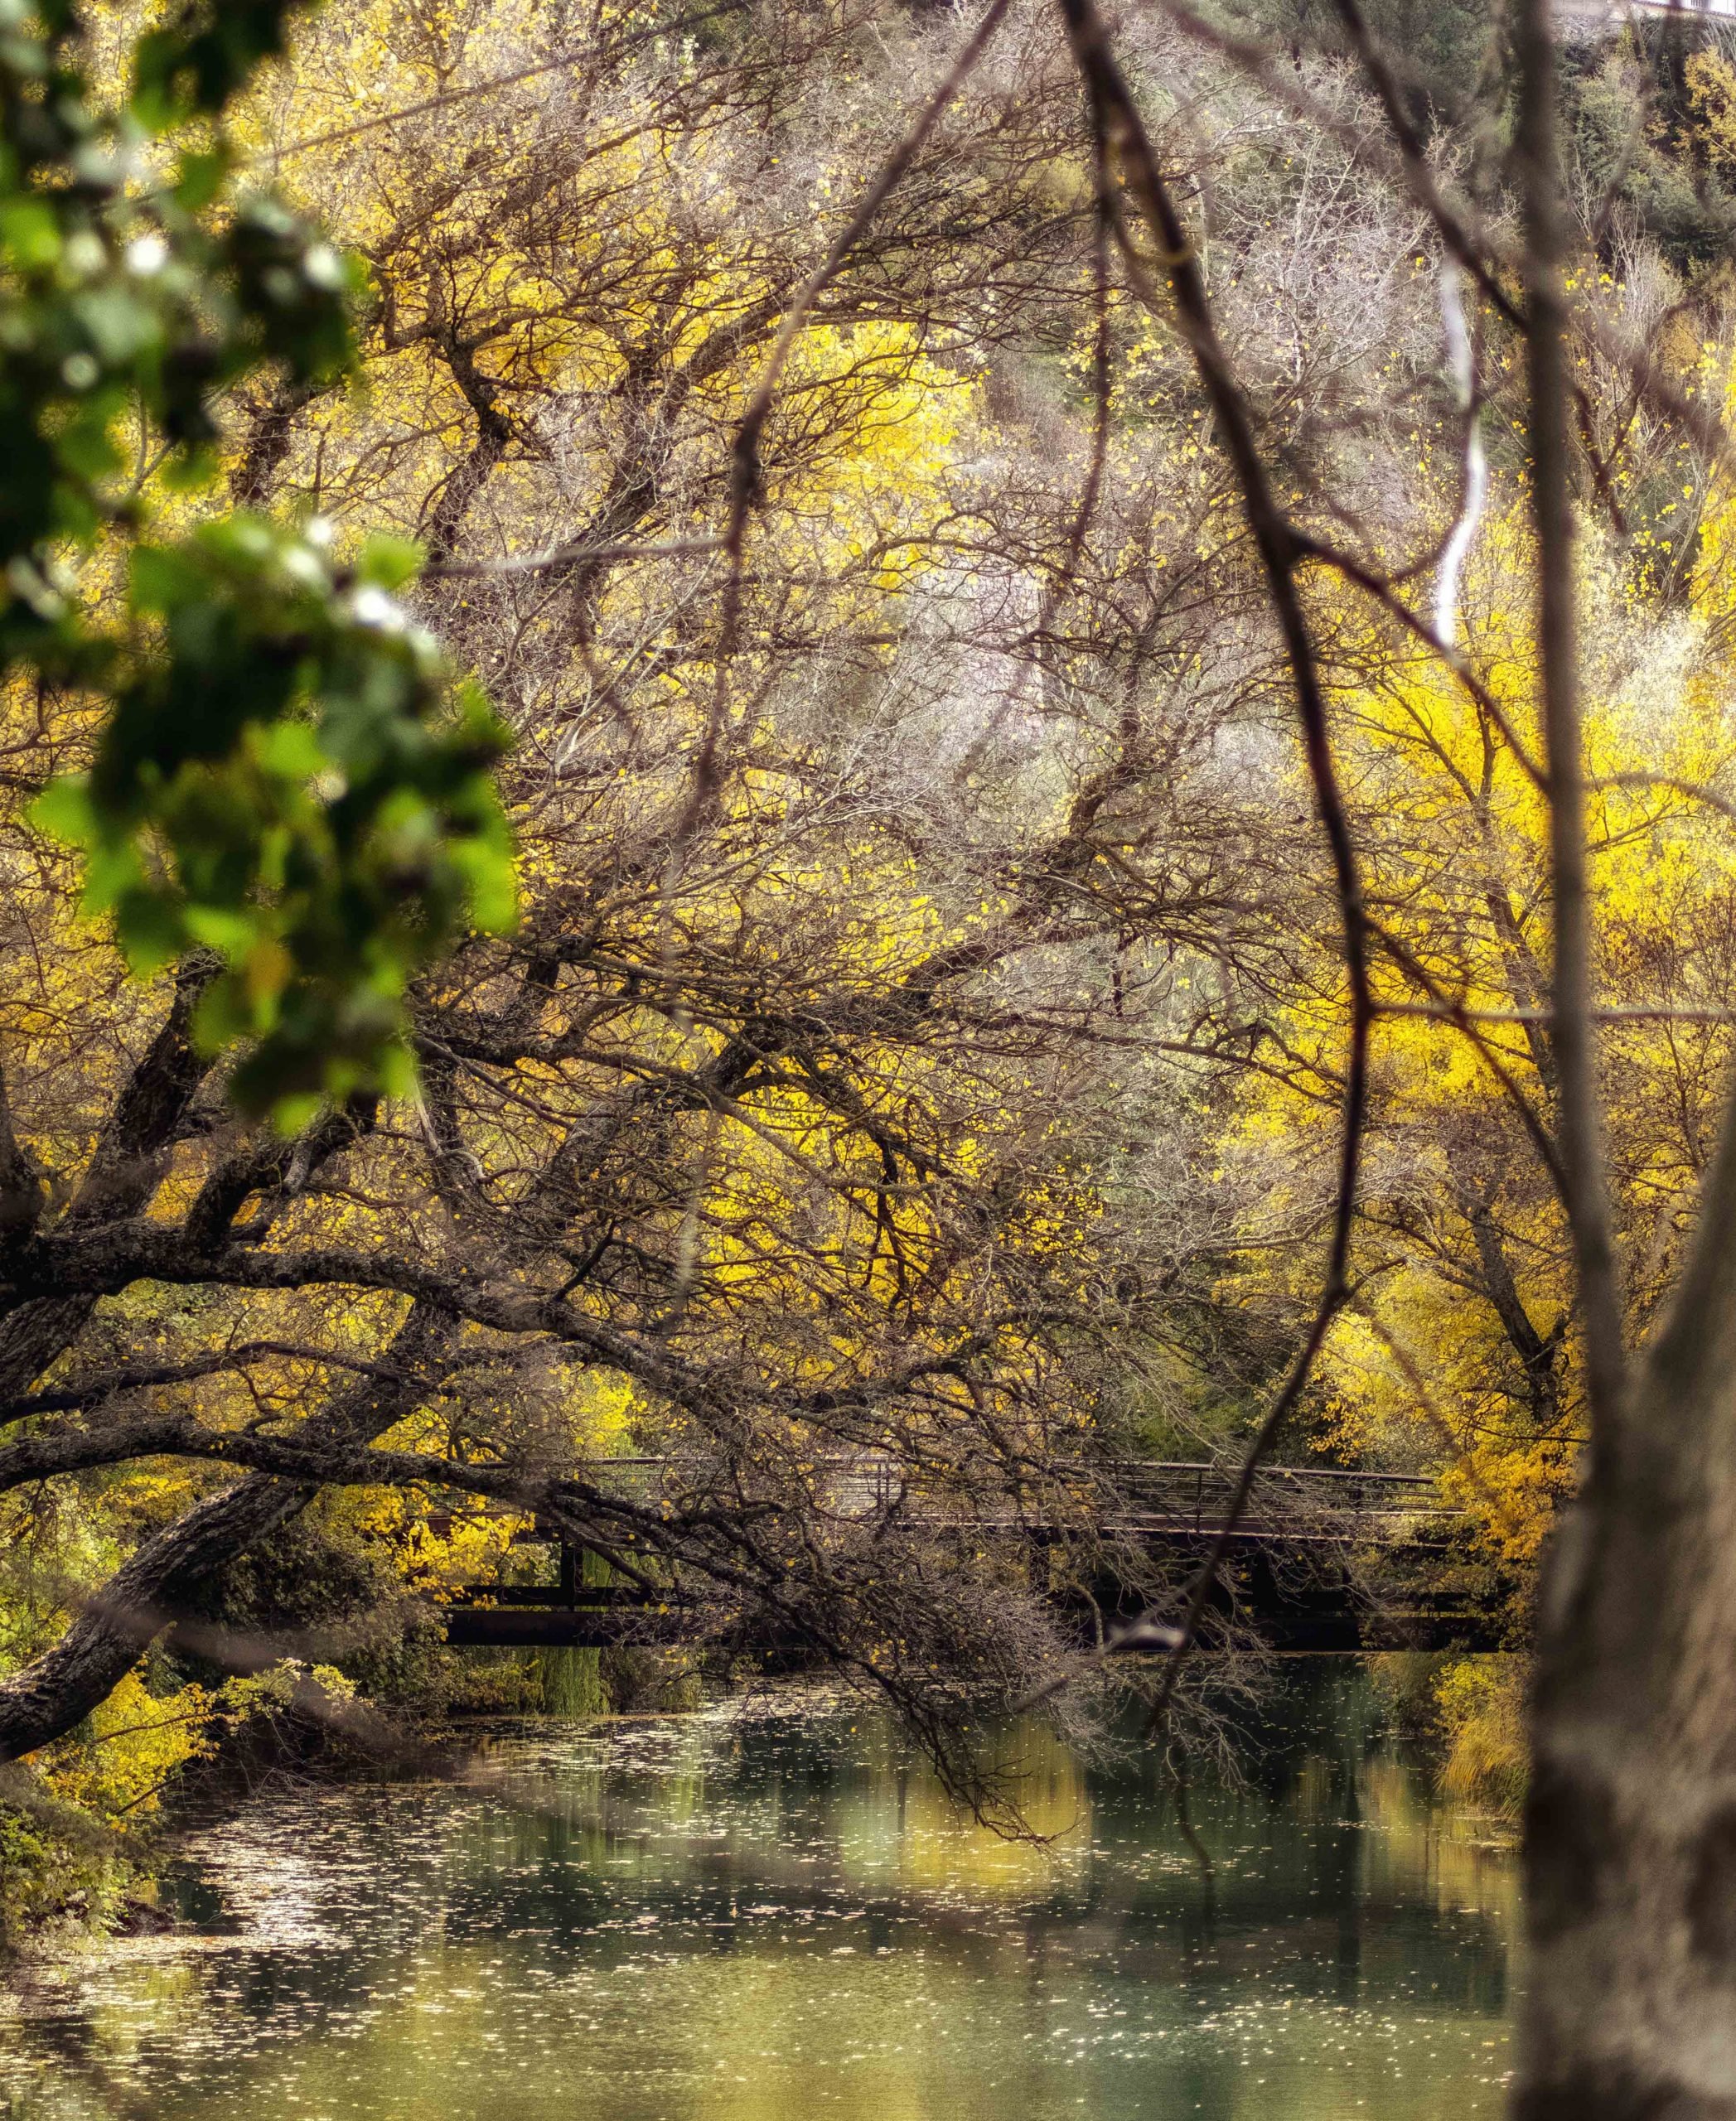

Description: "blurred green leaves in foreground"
6 0 515 1125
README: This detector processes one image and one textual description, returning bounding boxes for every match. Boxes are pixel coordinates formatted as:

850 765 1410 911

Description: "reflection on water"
0 1666 1515 2120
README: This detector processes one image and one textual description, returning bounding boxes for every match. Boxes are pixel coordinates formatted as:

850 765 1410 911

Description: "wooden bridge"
439 1458 1507 1656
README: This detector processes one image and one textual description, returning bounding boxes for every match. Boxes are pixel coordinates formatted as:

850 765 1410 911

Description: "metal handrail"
429 1453 1456 1557
573 1455 1438 1486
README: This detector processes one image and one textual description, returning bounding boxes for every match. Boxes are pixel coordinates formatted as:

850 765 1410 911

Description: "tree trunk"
0 1304 452 1761
0 960 216 1403
1519 1085 1736 2115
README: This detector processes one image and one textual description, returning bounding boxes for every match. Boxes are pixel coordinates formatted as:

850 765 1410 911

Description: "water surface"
0 1670 1515 2120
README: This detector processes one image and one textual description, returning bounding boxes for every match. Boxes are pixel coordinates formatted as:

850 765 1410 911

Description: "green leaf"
174 147 231 212
267 1089 325 1138
356 534 426 592
29 774 97 845
159 442 223 494
251 718 327 780
0 198 59 269
192 976 258 1054
182 905 259 956
453 838 520 935
130 543 210 614
113 891 186 975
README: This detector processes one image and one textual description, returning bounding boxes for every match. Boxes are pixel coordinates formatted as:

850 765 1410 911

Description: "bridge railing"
436 1457 1460 1613
530 1453 1454 1535
1088 1460 1448 1532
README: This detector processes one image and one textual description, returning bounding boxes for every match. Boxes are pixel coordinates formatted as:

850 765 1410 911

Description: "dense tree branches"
20 17 1736 2020
1 2 1289 1781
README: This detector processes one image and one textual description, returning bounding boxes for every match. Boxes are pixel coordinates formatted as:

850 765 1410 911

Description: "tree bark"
0 1303 452 1761
0 957 215 1400
1520 1074 1736 2116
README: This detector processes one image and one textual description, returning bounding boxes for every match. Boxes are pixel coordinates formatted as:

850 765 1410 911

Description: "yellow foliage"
1236 457 1736 1567
38 1663 361 1823
40 1669 218 1822
1688 49 1736 176
1434 1657 1528 1822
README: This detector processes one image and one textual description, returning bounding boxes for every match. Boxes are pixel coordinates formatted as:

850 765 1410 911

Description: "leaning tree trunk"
0 1303 452 1762
1520 1085 1736 2115
0 1469 325 1760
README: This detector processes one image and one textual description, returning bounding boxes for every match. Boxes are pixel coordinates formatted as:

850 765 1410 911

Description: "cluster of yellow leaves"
1434 1655 1528 1821
41 1663 355 1823
1234 370 1736 1566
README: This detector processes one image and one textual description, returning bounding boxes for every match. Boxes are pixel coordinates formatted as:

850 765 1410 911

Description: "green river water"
0 1665 1515 2121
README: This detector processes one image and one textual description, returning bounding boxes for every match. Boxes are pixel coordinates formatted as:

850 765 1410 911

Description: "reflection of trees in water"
3 1680 1515 2118
1081 1661 1516 2008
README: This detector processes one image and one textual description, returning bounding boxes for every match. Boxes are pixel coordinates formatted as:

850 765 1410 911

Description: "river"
0 1664 1515 2120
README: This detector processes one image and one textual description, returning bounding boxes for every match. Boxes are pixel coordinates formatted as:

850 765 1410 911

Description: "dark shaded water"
0 1668 1514 2120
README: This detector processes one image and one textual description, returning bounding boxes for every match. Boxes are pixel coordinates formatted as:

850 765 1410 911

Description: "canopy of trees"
7 4 1736 2105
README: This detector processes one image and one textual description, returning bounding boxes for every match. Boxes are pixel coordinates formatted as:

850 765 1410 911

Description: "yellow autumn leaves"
1234 364 1736 1566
